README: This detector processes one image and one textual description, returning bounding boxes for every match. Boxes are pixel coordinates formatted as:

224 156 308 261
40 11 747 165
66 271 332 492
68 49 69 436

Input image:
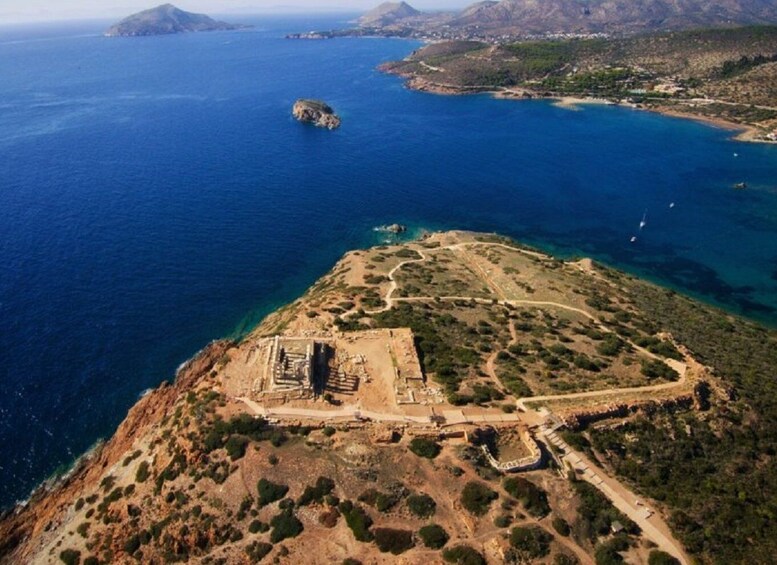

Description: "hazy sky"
0 0 471 23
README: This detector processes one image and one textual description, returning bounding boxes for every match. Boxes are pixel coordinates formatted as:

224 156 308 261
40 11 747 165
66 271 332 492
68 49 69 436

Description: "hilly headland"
380 25 777 142
2 231 776 564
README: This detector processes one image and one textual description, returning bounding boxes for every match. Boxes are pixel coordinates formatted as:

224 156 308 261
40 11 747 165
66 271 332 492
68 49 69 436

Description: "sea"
1 14 776 509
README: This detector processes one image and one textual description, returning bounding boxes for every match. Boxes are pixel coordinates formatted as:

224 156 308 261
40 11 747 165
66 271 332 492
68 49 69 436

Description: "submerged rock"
292 99 341 130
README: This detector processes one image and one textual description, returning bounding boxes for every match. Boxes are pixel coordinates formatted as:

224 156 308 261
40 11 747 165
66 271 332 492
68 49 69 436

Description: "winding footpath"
363 239 691 563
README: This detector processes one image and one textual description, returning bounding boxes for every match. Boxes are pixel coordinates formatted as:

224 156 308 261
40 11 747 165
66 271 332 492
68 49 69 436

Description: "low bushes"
406 493 436 518
442 544 486 565
257 479 289 507
502 477 550 518
373 528 414 554
418 524 449 549
509 526 553 559
409 437 441 459
460 481 498 516
269 509 303 543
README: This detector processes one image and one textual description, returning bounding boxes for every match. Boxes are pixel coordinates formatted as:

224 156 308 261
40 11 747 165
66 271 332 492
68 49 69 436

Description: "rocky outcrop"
0 339 233 563
562 395 695 430
292 99 341 130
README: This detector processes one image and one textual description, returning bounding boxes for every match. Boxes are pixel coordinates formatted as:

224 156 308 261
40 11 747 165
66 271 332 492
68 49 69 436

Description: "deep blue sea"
1 14 776 508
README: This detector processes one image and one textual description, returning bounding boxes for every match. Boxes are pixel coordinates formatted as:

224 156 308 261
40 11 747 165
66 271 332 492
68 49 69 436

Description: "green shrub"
245 541 273 562
257 478 289 507
123 534 141 555
59 549 81 565
358 488 399 512
554 553 580 565
340 501 374 542
460 481 498 516
135 461 150 483
640 359 679 381
509 526 553 559
248 520 269 534
409 437 441 459
502 477 550 517
442 544 486 565
269 509 303 543
298 476 336 506
595 539 626 565
418 523 449 549
322 426 336 437
648 550 680 565
573 481 637 541
270 430 287 447
494 514 512 528
406 493 436 518
76 522 90 538
373 528 414 554
552 516 571 536
225 435 249 460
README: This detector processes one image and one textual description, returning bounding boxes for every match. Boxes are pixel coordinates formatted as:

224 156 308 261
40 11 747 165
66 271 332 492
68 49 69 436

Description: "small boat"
639 211 647 230
733 153 739 158
630 236 637 243
669 202 675 209
734 182 747 190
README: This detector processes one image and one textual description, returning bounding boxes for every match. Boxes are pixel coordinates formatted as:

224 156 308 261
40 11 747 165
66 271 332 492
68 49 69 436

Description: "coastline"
387 71 776 145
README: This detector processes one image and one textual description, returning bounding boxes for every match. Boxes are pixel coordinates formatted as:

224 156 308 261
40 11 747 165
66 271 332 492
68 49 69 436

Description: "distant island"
292 99 341 130
104 4 247 37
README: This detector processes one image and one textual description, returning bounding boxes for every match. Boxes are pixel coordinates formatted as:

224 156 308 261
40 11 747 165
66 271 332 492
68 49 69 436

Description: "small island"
292 99 342 130
105 4 247 37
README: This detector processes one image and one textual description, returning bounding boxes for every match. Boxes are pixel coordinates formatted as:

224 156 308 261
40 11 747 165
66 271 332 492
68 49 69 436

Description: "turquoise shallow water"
0 15 776 507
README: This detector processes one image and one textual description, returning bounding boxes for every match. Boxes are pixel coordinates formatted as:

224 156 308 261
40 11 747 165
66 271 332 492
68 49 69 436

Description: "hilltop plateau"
2 232 777 564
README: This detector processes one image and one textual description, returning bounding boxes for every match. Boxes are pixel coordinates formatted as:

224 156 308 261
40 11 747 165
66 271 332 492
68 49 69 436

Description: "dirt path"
368 240 689 407
356 239 691 560
364 250 427 314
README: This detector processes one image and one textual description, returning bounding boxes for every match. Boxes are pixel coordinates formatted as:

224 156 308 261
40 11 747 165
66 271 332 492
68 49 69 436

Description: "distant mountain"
355 0 777 36
358 2 421 27
449 0 777 35
457 1 499 21
105 4 246 37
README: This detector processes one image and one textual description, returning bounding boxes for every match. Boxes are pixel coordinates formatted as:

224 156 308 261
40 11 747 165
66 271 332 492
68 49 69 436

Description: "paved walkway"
238 397 521 426
541 425 690 564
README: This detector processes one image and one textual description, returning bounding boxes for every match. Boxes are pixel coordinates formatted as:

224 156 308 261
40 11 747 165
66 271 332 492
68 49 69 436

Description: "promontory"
292 99 342 130
104 4 247 37
2 230 776 563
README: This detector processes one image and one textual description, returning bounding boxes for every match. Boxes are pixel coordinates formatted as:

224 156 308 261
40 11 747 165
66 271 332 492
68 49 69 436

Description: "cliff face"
0 340 232 563
292 99 341 130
